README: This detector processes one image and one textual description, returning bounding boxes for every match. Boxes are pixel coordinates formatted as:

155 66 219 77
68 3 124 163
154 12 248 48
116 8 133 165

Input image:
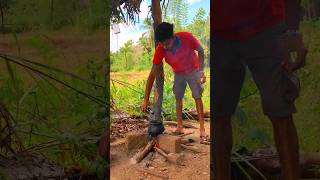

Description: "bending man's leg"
175 99 184 132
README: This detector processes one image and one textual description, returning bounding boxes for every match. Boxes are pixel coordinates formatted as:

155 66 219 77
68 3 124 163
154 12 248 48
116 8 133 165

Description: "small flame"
154 139 160 149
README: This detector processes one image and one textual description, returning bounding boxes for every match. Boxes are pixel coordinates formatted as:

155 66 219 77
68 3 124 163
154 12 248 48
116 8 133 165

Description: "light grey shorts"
173 70 204 99
212 23 300 118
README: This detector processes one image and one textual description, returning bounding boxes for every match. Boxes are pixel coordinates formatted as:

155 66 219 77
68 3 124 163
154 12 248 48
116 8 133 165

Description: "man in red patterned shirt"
141 22 209 141
212 0 308 179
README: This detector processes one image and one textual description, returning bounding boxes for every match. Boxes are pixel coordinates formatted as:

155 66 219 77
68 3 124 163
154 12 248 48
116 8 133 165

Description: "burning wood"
131 138 156 164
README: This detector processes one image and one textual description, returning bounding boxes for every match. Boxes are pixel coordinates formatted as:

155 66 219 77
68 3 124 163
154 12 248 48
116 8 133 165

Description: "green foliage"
136 50 153 71
140 17 154 48
3 0 107 32
27 35 60 64
165 0 189 31
111 79 145 116
186 8 210 63
111 40 136 72
0 54 107 176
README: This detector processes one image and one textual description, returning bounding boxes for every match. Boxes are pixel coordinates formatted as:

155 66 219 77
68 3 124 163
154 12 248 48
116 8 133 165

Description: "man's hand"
282 33 308 73
199 71 206 84
141 99 149 112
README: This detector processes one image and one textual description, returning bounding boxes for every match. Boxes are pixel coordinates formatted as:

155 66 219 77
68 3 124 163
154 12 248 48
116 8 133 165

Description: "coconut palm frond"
110 0 145 24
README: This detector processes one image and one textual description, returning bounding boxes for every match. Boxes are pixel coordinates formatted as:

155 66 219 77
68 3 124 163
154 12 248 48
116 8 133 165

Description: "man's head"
155 22 175 50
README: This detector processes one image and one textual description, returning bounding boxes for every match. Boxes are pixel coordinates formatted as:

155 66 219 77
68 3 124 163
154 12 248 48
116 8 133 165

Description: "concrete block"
157 134 182 153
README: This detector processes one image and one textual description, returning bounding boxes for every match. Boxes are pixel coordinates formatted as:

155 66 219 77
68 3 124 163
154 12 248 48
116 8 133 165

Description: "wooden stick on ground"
163 121 198 129
136 167 169 179
132 139 156 164
180 138 195 144
178 132 194 137
181 144 202 153
230 151 320 179
200 141 210 145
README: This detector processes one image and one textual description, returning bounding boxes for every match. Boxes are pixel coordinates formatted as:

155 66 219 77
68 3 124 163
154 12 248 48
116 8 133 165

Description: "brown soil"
110 118 211 180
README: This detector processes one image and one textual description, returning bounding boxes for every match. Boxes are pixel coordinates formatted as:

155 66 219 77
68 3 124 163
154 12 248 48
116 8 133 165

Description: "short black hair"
155 22 174 42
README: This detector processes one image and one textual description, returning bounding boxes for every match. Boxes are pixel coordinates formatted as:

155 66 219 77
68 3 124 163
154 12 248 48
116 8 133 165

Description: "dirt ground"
110 119 211 180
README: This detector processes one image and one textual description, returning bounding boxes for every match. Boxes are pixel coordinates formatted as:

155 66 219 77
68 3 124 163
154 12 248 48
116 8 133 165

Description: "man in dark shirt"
212 0 308 179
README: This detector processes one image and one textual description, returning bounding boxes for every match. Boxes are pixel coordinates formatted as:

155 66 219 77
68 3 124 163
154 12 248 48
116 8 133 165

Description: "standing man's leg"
188 71 207 137
195 98 206 136
173 73 187 133
242 23 301 179
270 115 300 179
176 98 184 132
212 39 245 180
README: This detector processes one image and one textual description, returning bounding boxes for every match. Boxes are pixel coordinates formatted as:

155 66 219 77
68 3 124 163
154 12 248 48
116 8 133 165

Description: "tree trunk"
151 0 163 109
152 0 162 28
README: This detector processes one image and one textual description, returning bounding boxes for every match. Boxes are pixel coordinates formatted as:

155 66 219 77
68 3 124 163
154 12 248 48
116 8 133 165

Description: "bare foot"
200 130 210 143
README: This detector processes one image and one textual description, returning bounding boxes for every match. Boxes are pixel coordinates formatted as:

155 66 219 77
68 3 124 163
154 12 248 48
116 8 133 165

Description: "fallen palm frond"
111 78 144 95
0 102 24 156
0 54 107 107
0 53 107 173
1 54 105 88
233 151 268 180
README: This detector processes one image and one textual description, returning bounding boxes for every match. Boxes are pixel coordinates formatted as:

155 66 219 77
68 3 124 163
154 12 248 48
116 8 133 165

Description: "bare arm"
197 45 206 83
282 0 308 72
141 64 162 112
197 45 205 71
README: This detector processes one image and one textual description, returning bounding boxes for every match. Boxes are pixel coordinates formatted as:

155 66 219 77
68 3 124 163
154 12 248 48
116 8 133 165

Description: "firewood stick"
300 151 320 165
134 139 156 163
200 141 210 145
178 132 194 137
163 121 197 129
181 144 202 153
230 151 320 178
154 147 168 158
179 138 195 144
